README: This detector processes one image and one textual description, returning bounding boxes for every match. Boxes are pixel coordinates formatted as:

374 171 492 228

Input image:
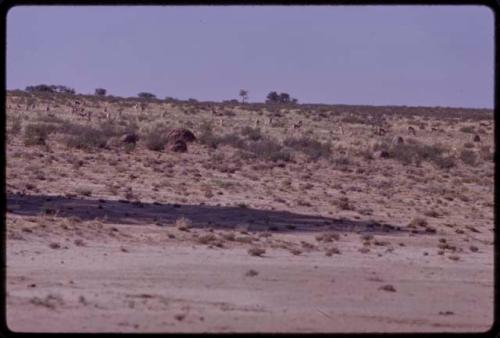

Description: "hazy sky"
7 5 494 108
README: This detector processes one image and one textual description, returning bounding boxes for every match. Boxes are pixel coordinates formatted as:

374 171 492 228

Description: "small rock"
248 247 265 257
174 314 186 321
439 311 455 316
379 284 397 292
49 242 61 249
245 269 259 277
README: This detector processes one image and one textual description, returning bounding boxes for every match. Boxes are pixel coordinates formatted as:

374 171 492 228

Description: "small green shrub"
284 136 331 160
241 126 262 141
332 156 351 166
23 123 53 146
99 120 124 138
35 113 65 124
374 140 454 168
144 126 168 151
244 138 293 162
218 133 246 149
433 155 456 169
460 149 477 166
65 126 109 150
124 142 136 153
57 120 118 150
460 126 475 133
479 146 493 162
341 114 367 124
198 129 220 149
9 116 22 135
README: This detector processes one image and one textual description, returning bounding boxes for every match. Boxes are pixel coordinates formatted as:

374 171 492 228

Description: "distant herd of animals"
7 97 486 149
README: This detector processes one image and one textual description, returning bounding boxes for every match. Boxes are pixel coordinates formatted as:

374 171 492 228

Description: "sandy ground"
6 217 493 333
5 92 495 333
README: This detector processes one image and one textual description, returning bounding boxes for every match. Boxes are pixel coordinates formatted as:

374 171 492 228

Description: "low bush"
460 126 475 133
144 125 169 151
23 123 55 146
9 116 22 135
64 126 109 150
244 138 293 162
479 146 493 162
35 113 65 124
374 140 455 168
341 114 367 124
460 149 477 166
284 136 331 160
218 133 246 149
198 129 219 149
241 126 262 141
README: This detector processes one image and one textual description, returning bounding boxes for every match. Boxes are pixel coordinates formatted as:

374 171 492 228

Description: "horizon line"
6 88 494 111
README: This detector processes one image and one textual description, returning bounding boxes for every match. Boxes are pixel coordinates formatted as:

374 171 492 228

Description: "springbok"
375 127 387 136
408 126 416 136
392 135 404 145
293 120 303 129
136 102 148 112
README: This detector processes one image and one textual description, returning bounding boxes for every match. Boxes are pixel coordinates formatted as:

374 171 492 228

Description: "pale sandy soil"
5 92 494 333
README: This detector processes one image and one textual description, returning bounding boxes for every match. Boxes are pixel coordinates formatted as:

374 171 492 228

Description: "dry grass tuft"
408 217 428 228
325 247 341 256
378 284 397 292
175 217 193 231
248 247 266 257
245 269 259 277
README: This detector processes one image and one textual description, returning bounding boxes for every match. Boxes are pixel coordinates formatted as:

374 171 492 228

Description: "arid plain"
5 90 494 332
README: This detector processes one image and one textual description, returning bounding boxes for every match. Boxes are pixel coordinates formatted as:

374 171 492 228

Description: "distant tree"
25 84 75 95
279 92 291 104
266 91 280 104
239 89 248 103
52 85 75 94
25 84 54 93
137 92 156 99
95 88 107 96
291 98 298 104
60 86 75 95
